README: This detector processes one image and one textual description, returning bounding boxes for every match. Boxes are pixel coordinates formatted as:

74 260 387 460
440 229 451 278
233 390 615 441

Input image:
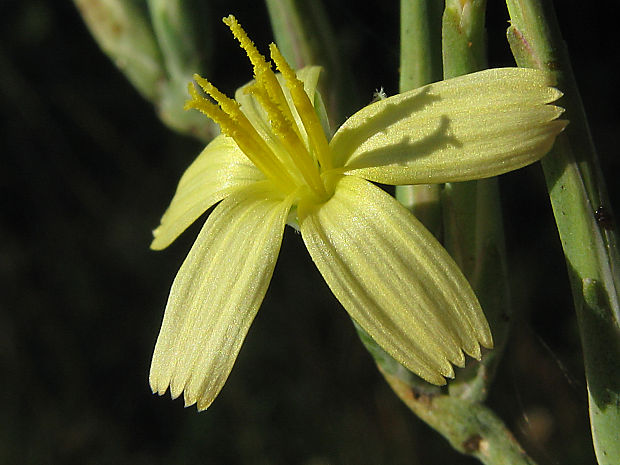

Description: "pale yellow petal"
299 176 492 385
149 183 292 410
330 68 567 185
151 135 264 250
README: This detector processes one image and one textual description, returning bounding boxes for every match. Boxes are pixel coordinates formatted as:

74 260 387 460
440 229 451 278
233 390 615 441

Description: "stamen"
185 81 295 193
223 16 299 138
245 83 326 198
223 16 271 81
270 44 332 171
185 16 332 201
184 83 236 135
193 75 243 122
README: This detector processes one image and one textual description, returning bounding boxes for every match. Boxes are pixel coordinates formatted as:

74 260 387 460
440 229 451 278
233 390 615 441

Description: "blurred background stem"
73 0 164 101
506 1 620 463
146 0 217 141
73 0 218 142
265 0 345 128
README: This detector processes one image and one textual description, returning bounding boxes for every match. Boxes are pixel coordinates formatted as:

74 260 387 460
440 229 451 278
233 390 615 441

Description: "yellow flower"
149 15 566 411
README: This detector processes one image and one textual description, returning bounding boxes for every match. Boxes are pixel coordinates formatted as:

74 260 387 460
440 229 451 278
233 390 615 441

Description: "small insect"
595 205 614 230
371 87 387 103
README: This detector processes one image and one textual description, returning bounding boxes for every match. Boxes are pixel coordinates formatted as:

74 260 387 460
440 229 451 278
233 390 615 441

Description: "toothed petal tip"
183 393 197 409
169 380 185 400
451 350 466 368
439 362 455 379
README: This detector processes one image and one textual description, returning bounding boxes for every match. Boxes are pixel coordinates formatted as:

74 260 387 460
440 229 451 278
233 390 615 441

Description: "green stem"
399 0 443 89
442 0 511 402
356 319 533 465
441 0 486 78
505 2 620 463
381 368 536 465
396 0 444 236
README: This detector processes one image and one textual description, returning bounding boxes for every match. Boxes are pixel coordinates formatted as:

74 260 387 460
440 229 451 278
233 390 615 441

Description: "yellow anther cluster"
269 44 331 171
223 16 290 120
185 78 295 193
184 15 333 201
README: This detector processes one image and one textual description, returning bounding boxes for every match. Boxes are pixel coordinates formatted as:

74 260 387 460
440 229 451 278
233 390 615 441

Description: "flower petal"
330 68 567 185
299 176 492 385
149 183 292 410
151 135 264 250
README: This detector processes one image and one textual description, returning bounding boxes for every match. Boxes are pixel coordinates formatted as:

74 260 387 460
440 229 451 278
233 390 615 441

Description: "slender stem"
441 0 486 78
505 2 620 463
396 0 444 236
399 0 443 89
441 0 511 402
381 368 536 465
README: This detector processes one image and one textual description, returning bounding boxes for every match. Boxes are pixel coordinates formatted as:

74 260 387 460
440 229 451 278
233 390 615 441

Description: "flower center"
185 15 333 202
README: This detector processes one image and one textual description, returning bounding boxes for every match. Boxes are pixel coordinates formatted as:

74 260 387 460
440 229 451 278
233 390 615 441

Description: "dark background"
1 1 617 464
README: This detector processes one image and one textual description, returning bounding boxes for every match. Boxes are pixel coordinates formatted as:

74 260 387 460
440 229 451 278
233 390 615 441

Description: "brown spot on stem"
595 206 614 230
463 434 483 453
409 386 438 407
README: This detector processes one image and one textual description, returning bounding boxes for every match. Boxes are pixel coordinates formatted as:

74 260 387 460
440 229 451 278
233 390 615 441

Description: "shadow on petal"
343 115 462 170
331 86 443 166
